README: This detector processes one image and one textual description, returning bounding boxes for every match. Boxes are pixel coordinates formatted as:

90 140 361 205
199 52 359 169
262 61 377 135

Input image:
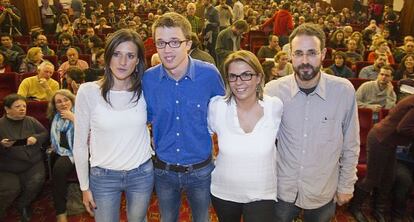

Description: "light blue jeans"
90 159 154 222
154 162 214 222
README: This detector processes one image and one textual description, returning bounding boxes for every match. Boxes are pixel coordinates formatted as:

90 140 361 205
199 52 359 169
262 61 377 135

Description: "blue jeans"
274 199 336 222
154 162 214 222
89 159 154 222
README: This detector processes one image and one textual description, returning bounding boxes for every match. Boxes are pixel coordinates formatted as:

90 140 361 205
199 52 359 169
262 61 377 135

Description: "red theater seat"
357 108 374 179
0 72 20 100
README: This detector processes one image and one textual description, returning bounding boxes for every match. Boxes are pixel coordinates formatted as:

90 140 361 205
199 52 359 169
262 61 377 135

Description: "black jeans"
211 194 276 222
52 155 75 215
0 161 45 218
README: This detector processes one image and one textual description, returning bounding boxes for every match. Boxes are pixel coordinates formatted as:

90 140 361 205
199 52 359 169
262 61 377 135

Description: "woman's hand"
82 189 96 217
27 136 37 145
60 110 75 122
1 138 15 148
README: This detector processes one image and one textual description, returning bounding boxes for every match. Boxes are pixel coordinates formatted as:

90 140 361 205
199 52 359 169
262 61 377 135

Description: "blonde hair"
222 50 264 103
26 47 42 62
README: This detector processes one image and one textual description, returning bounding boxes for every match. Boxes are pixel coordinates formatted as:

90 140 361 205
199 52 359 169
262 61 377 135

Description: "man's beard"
294 63 321 81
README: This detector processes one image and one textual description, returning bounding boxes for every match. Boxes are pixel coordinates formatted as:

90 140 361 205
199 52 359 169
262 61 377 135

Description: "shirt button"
176 116 180 120
176 100 179 104
300 166 304 169
197 104 200 108
305 117 308 120
185 77 188 80
304 134 307 137
176 133 180 136
302 150 306 154
175 82 179 86
176 148 180 152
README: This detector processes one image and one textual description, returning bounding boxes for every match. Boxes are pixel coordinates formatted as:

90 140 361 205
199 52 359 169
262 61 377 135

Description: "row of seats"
357 108 389 179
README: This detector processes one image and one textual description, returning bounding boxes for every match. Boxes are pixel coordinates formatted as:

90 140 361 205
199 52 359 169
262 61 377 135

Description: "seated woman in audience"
367 38 395 64
273 51 293 78
350 31 366 55
0 51 12 73
64 67 85 94
262 60 277 83
19 47 44 73
329 29 347 49
209 50 283 222
394 54 414 80
56 14 72 34
47 89 76 222
326 51 354 78
86 35 104 66
84 49 104 82
0 94 48 222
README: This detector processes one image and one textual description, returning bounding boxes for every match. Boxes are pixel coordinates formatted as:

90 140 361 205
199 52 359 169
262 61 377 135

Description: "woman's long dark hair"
100 29 146 105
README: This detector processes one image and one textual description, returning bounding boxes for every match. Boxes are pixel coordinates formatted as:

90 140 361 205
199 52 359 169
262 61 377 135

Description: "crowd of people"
0 0 414 222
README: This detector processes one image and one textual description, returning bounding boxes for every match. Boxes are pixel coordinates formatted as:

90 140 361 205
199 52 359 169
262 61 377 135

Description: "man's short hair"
38 61 55 71
0 33 12 40
152 12 192 40
380 64 394 74
289 23 326 50
268 34 278 43
232 20 249 33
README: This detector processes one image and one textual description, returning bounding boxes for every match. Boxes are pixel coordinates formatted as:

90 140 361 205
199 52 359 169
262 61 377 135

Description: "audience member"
19 47 44 73
356 65 397 112
262 2 294 46
272 51 293 78
57 48 89 82
74 29 153 222
39 0 57 34
0 94 47 222
394 54 414 80
18 61 59 101
345 38 363 65
215 19 248 70
143 12 224 222
209 50 283 221
349 95 414 222
189 32 215 65
47 89 76 222
367 38 395 65
329 29 346 49
0 33 25 72
215 0 233 31
186 3 203 35
0 0 22 35
203 0 220 61
326 51 354 78
84 49 104 82
257 35 281 59
359 53 388 79
0 50 12 73
35 34 55 56
56 33 79 60
232 0 244 21
394 41 414 64
64 67 85 94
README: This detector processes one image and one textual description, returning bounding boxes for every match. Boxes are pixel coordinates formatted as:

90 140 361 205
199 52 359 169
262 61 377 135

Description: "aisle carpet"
2 181 376 222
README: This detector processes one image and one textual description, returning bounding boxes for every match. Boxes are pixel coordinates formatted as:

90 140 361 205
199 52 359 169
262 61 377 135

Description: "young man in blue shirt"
142 12 225 222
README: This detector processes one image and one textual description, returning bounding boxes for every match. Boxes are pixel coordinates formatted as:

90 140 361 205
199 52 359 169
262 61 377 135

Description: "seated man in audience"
81 27 97 46
356 65 396 113
359 53 388 80
17 61 59 101
57 47 89 83
0 33 25 71
394 40 414 64
34 34 55 56
257 35 281 59
345 38 363 65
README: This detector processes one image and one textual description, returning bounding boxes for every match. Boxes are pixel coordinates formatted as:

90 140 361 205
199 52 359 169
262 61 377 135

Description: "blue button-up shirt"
143 57 225 165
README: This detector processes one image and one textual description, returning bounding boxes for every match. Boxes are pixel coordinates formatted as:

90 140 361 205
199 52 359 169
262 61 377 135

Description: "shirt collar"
158 56 195 82
289 72 327 100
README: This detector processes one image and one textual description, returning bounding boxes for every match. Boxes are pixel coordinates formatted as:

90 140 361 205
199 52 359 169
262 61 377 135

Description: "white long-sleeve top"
73 82 152 191
208 95 283 203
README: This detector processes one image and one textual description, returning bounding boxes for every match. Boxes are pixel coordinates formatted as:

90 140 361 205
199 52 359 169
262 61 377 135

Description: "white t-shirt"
74 82 152 191
208 95 283 203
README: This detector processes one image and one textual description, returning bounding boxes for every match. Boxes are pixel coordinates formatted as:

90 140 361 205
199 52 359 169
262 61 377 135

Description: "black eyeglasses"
228 72 257 82
155 40 188 49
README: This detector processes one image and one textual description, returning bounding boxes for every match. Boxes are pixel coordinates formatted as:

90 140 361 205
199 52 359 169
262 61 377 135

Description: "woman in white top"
73 29 153 222
208 50 283 222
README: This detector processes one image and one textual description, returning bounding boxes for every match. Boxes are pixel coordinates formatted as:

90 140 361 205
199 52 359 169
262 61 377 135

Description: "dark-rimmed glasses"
155 40 188 49
228 72 257 82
